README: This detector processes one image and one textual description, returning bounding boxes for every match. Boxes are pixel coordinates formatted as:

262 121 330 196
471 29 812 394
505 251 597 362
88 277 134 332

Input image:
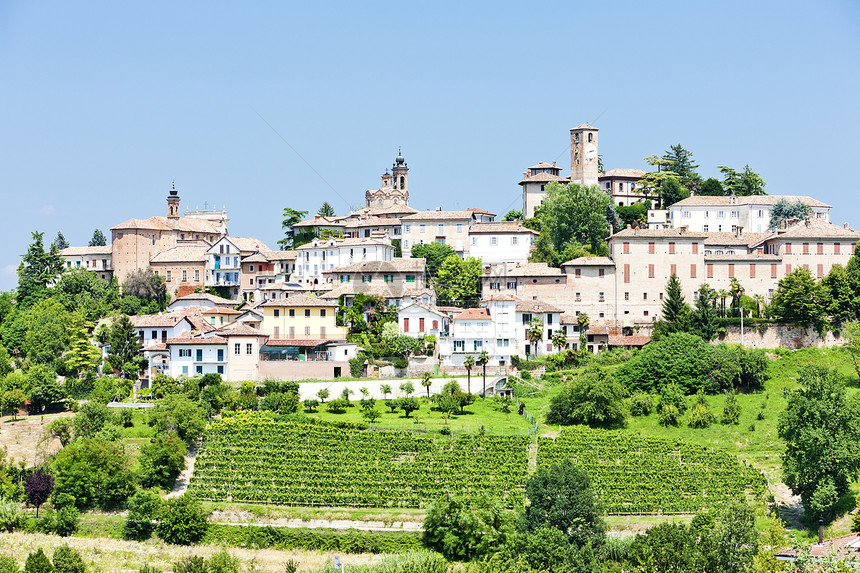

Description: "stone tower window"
588 133 593 142
400 176 405 189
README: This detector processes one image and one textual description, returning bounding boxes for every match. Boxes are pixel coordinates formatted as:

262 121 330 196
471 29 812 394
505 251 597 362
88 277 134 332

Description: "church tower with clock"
570 124 599 187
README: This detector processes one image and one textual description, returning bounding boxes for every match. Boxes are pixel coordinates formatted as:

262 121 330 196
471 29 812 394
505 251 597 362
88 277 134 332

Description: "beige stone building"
259 295 347 340
59 246 114 281
321 258 432 307
149 245 207 298
365 151 410 209
599 169 647 207
110 186 227 287
401 209 476 256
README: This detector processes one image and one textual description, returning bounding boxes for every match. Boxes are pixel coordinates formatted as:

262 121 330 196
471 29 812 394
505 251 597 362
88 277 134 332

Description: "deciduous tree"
537 182 615 254
410 242 454 281
277 207 309 249
769 268 823 327
434 255 482 305
779 366 860 519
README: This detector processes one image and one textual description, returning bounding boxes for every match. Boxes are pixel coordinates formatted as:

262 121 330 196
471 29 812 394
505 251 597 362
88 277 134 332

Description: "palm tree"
477 351 490 397
716 289 730 318
380 384 392 399
577 313 590 353
729 278 745 318
421 372 432 398
527 318 544 359
463 356 475 394
551 330 568 352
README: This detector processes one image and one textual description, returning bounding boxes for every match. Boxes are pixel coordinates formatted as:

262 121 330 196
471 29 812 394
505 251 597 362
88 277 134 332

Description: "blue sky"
1 1 859 291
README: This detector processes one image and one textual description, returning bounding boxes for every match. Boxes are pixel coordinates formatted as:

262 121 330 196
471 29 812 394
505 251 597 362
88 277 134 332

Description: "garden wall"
718 324 844 349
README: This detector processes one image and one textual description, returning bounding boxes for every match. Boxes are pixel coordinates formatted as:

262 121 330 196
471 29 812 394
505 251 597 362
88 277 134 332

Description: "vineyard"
538 427 768 514
188 414 767 514
188 413 530 507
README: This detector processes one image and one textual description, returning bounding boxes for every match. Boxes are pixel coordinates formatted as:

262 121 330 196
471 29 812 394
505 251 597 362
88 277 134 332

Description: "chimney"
735 226 744 239
680 226 688 235
819 520 824 545
436 206 442 212
846 222 850 229
524 171 528 179
552 161 556 167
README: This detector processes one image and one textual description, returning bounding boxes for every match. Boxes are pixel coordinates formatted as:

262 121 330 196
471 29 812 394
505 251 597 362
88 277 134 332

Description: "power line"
252 108 353 211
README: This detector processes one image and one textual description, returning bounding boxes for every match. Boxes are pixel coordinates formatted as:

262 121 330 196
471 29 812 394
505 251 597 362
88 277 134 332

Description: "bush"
326 398 349 414
392 357 408 369
302 399 319 413
172 556 206 573
53 505 80 537
155 494 209 545
0 555 19 573
629 392 653 417
52 545 86 573
658 404 681 427
149 395 206 444
203 523 423 553
116 408 134 428
52 438 135 509
657 383 687 414
545 369 627 428
349 353 366 378
688 402 716 429
23 549 52 573
0 498 23 532
138 432 187 489
722 393 742 425
124 489 162 540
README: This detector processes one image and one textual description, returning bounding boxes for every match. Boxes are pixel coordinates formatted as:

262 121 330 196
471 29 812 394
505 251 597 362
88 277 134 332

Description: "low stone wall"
259 360 351 381
718 323 844 349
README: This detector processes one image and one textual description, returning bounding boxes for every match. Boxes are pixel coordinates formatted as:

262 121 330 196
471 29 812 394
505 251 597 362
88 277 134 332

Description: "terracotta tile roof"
227 237 271 252
401 210 475 221
612 227 708 239
322 258 426 274
170 292 235 306
703 232 772 246
202 307 241 315
319 283 413 300
149 245 208 263
775 218 860 239
398 302 447 317
143 343 168 352
573 123 597 130
599 168 646 179
215 324 268 337
519 172 568 185
60 246 112 256
562 256 615 266
242 252 270 263
131 314 194 328
514 298 563 314
527 162 559 170
453 308 491 321
265 250 297 261
466 208 498 216
486 262 564 277
293 216 342 228
608 335 651 347
342 217 402 228
587 325 610 335
260 294 338 308
469 222 539 235
560 313 586 325
166 333 227 345
671 195 830 208
483 293 517 302
776 532 860 559
111 216 173 231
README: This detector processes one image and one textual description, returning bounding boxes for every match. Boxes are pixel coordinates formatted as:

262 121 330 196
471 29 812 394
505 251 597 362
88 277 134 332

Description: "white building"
401 210 476 256
205 236 270 297
59 246 113 281
519 162 568 219
166 333 228 377
664 195 831 234
167 292 236 312
398 303 448 338
293 237 394 285
468 222 538 265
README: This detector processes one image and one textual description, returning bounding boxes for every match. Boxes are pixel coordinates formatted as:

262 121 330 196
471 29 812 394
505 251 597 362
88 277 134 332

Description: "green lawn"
305 395 532 435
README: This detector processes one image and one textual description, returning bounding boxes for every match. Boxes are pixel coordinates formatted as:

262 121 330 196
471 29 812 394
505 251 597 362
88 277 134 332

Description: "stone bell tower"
570 124 599 187
167 183 180 221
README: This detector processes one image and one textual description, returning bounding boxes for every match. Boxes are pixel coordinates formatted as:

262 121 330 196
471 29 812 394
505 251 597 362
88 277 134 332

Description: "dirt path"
771 481 805 528
168 440 200 498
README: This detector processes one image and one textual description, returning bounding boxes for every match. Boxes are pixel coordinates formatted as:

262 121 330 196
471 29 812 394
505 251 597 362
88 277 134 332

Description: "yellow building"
260 295 346 340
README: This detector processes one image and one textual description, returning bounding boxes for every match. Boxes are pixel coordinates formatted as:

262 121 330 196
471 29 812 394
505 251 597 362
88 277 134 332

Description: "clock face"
585 143 597 162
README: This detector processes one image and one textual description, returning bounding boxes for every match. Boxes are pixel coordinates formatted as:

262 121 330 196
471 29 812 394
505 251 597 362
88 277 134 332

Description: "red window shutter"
707 264 713 278
624 264 630 283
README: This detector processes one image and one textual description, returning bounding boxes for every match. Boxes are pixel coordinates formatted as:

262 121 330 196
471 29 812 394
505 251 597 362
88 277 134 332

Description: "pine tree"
660 273 690 332
53 231 70 250
690 283 719 341
317 202 335 217
89 229 107 246
105 315 143 376
17 231 65 308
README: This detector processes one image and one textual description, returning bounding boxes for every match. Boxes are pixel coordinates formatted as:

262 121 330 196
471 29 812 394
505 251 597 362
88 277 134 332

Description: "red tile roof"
453 308 491 320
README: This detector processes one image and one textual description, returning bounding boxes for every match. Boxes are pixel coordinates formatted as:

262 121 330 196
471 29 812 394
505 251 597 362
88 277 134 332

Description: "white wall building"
398 303 448 338
167 334 228 377
468 222 538 265
293 237 394 285
665 195 831 234
59 246 113 281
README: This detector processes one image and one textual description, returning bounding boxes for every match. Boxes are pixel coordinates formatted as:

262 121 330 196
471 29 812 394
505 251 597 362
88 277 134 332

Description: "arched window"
400 176 405 188
588 133 593 142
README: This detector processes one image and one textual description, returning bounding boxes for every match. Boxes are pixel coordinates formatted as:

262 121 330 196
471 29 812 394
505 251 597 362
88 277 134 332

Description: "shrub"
629 392 653 416
149 395 206 444
205 550 240 573
657 383 687 414
688 402 716 429
326 398 349 414
156 494 209 545
349 353 366 378
124 489 162 540
53 505 80 537
0 555 19 573
52 545 86 573
138 432 187 489
302 399 319 413
172 556 206 573
52 438 135 509
658 404 681 427
23 549 52 573
722 393 742 425
545 369 627 428
0 498 23 532
116 408 134 428
616 333 715 394
392 357 408 369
